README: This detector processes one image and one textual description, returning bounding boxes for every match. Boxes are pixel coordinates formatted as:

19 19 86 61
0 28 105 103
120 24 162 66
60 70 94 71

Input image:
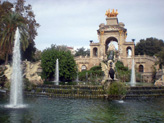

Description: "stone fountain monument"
101 44 117 85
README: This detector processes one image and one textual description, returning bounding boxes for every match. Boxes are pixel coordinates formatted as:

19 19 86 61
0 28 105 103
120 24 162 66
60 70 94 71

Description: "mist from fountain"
130 58 136 86
54 59 59 85
5 28 26 108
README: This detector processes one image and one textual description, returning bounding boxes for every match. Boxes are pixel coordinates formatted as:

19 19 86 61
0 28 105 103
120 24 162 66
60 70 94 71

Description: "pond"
0 95 164 123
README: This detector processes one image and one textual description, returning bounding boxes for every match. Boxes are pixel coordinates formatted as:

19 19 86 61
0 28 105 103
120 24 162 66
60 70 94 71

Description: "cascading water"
54 59 59 85
6 28 26 108
130 58 136 86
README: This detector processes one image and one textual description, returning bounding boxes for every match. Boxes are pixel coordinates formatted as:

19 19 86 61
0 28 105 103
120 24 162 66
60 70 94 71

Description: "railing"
74 56 90 59
134 55 157 61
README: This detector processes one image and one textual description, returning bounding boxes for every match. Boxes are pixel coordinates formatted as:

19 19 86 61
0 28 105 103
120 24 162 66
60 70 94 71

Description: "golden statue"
105 9 118 17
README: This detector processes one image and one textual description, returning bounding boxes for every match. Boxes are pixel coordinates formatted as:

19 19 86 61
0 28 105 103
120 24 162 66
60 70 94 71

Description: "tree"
15 0 39 61
41 45 77 82
0 1 13 64
0 0 39 64
135 37 164 56
33 49 42 61
156 48 164 68
75 47 90 57
135 37 164 69
0 12 29 64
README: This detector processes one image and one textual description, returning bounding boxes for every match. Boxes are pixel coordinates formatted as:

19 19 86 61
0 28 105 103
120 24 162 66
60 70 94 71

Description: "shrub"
41 45 77 82
106 82 127 96
78 65 103 83
115 61 131 82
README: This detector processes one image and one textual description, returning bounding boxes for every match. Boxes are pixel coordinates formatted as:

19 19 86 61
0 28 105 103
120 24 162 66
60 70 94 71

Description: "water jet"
5 28 26 108
54 59 59 85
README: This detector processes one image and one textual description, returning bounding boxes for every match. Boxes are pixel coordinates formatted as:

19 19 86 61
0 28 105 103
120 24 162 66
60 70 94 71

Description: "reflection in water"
9 110 23 123
1 96 164 123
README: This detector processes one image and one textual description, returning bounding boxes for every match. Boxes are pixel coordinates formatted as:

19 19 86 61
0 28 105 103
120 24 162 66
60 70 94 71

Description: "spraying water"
86 72 88 82
6 28 26 108
54 59 59 85
130 58 136 86
75 73 79 82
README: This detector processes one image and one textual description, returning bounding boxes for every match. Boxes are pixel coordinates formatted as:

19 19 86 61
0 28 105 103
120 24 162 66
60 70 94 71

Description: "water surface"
0 95 164 123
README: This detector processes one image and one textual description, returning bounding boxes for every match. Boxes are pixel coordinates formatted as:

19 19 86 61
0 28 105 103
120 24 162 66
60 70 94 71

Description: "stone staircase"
125 86 164 99
26 85 105 99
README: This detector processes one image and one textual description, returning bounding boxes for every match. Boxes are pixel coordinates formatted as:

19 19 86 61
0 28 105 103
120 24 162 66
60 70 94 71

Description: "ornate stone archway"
75 9 159 83
105 37 118 54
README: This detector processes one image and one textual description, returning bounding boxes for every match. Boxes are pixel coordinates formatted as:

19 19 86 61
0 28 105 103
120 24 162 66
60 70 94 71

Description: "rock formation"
23 61 43 85
155 69 164 86
3 61 43 85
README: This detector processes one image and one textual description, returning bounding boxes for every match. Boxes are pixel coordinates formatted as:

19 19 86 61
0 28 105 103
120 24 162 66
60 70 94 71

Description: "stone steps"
125 86 164 99
25 92 105 99
26 85 105 98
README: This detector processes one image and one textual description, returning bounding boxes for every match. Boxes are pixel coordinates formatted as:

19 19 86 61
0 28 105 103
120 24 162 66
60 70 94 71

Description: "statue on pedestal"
101 44 117 84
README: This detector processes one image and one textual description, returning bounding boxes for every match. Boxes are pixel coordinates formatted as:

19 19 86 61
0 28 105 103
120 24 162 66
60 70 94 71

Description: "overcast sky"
3 0 164 51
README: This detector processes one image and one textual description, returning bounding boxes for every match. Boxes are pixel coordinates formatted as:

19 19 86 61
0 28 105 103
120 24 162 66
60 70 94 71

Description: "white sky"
3 0 164 51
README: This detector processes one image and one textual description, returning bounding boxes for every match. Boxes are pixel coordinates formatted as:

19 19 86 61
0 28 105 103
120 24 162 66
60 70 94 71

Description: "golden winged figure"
101 61 110 80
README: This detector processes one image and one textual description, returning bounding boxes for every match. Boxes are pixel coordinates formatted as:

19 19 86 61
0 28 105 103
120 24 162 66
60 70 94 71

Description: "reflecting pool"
1 95 164 123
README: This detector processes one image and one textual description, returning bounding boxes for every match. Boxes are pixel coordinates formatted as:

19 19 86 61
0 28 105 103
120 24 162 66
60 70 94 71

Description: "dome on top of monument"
99 23 105 27
119 22 125 27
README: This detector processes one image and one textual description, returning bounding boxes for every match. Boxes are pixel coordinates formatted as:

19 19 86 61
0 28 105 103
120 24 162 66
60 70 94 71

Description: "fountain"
75 73 79 82
130 58 136 86
5 28 26 108
86 72 88 82
54 59 59 85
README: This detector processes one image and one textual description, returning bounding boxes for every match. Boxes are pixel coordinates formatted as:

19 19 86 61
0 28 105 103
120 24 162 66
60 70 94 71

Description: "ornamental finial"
105 9 118 17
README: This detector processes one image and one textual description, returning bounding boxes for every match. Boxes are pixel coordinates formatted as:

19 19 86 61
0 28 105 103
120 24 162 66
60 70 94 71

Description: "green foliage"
75 47 90 57
41 45 77 82
151 65 157 83
106 82 127 96
135 37 164 56
33 49 42 61
115 61 131 82
24 78 35 91
136 72 142 82
44 81 54 85
0 12 29 64
78 65 103 83
116 61 128 71
90 65 101 71
78 70 91 81
0 0 39 64
156 48 164 68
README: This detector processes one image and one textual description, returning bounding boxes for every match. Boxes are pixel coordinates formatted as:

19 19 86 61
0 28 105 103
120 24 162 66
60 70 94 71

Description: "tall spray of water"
6 28 25 108
76 74 79 82
54 59 59 85
130 58 136 86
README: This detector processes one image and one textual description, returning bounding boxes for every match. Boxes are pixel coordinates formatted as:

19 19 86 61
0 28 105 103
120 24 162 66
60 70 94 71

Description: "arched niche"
93 47 98 57
81 65 87 71
105 37 118 54
139 65 144 72
126 46 132 57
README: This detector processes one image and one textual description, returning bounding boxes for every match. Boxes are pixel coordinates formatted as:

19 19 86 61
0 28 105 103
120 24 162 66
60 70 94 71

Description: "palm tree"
0 11 29 64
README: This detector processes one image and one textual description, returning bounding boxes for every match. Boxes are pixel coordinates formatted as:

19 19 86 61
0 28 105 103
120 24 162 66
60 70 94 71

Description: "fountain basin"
1 95 164 122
